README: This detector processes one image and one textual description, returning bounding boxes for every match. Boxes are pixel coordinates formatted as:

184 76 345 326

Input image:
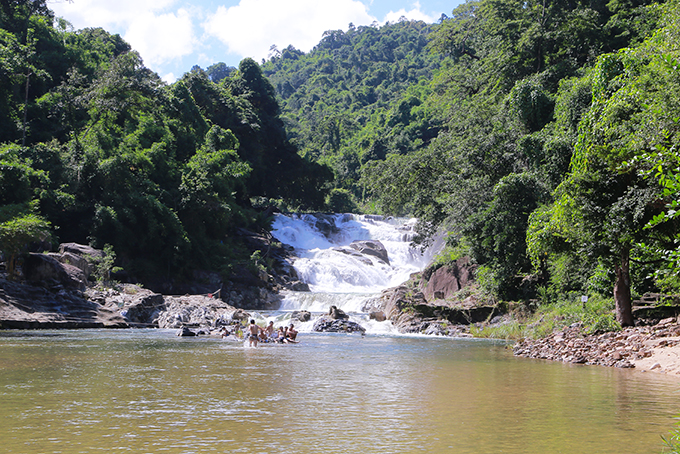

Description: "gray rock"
328 305 348 320
313 316 365 333
369 311 386 322
23 253 86 290
349 240 390 265
292 310 311 322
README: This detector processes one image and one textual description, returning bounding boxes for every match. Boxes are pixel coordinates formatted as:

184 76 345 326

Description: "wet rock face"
332 240 390 267
123 293 165 326
348 240 390 265
328 305 348 320
292 310 311 322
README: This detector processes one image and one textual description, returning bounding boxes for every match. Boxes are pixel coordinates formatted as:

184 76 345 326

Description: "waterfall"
268 213 439 334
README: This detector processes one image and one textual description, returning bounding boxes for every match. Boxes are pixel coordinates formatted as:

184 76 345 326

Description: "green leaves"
0 209 50 279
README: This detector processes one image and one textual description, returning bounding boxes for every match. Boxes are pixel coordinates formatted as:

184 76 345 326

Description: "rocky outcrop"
291 310 311 322
121 292 165 326
348 240 389 265
0 277 127 329
328 305 348 320
360 257 500 336
332 240 390 266
157 295 241 329
419 259 476 301
22 253 87 291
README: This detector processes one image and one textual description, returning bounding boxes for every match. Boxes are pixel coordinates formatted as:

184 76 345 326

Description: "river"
0 329 678 453
1 214 679 453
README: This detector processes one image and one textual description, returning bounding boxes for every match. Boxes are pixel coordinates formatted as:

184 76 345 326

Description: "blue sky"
49 0 465 83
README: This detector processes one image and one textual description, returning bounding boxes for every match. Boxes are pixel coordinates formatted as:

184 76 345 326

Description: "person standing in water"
247 319 260 347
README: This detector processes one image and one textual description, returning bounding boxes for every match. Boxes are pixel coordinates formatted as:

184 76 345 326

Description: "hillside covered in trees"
262 0 680 326
2 0 680 326
0 0 331 287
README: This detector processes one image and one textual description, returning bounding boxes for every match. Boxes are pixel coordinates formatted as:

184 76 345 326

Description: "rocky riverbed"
513 317 680 375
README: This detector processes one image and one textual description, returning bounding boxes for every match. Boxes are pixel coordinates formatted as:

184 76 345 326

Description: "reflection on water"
1 329 679 454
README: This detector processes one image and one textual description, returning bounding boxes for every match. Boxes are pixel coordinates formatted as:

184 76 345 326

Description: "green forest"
262 0 680 327
0 0 332 287
2 0 680 326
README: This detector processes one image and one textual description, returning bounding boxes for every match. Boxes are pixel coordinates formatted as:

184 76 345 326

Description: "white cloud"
383 1 438 24
161 72 177 84
203 0 375 61
124 9 196 65
50 0 196 69
50 0 178 30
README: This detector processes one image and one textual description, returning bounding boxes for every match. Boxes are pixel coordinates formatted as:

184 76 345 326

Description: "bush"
325 188 358 213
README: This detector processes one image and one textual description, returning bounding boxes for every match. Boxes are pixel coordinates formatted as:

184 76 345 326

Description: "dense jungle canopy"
1 0 680 321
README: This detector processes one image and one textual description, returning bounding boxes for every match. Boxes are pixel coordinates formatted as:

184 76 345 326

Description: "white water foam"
269 213 439 334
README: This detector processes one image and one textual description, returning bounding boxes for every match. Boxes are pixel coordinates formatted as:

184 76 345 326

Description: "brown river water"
1 329 678 453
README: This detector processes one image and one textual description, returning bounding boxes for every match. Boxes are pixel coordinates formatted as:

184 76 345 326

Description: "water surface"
1 329 678 453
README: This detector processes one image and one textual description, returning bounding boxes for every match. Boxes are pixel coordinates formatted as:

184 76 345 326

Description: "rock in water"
313 316 365 333
348 240 390 265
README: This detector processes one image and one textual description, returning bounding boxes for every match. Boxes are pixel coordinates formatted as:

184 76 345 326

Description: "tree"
529 3 680 324
0 210 50 279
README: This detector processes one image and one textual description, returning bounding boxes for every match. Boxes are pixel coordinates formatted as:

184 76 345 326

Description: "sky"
48 0 464 83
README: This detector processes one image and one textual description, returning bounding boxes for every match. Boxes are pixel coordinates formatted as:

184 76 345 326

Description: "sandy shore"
513 317 680 377
631 336 680 375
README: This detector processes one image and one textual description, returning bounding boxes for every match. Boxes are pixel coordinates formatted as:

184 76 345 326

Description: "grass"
471 295 620 340
663 418 680 453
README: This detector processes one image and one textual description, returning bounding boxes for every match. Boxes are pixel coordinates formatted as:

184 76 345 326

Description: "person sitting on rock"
265 321 275 338
276 326 286 343
258 326 269 343
287 324 298 341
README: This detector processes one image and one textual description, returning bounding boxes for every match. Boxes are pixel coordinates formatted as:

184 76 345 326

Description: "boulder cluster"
513 317 680 368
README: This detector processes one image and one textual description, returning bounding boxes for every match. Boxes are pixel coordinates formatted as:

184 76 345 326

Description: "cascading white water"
268 213 439 333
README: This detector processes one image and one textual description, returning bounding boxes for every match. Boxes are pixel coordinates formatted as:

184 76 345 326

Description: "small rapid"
266 213 439 334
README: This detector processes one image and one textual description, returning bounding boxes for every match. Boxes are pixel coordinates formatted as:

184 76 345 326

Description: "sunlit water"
1 329 679 454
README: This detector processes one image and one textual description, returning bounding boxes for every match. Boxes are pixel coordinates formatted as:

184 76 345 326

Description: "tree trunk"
614 247 634 327
22 72 31 147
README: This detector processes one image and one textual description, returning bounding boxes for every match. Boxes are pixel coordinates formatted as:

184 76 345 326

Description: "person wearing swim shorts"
247 319 260 347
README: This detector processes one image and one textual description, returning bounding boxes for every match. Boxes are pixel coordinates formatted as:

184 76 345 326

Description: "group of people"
245 320 298 347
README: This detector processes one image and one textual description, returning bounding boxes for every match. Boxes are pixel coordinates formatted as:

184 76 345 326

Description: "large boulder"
292 310 311 322
22 253 86 290
59 243 104 259
157 295 240 329
348 240 389 265
122 293 166 326
420 258 476 301
328 305 348 320
313 316 365 333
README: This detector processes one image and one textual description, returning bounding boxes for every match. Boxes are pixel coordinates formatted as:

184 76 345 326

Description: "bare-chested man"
247 319 260 347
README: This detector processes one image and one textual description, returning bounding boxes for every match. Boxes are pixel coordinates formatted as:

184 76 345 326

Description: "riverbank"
512 317 680 376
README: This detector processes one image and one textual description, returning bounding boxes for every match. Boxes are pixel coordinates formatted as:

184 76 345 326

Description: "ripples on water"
1 329 679 454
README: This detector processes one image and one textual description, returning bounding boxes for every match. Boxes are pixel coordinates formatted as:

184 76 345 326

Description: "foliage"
87 243 121 282
471 294 619 340
0 207 50 279
663 418 680 453
0 2 331 285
